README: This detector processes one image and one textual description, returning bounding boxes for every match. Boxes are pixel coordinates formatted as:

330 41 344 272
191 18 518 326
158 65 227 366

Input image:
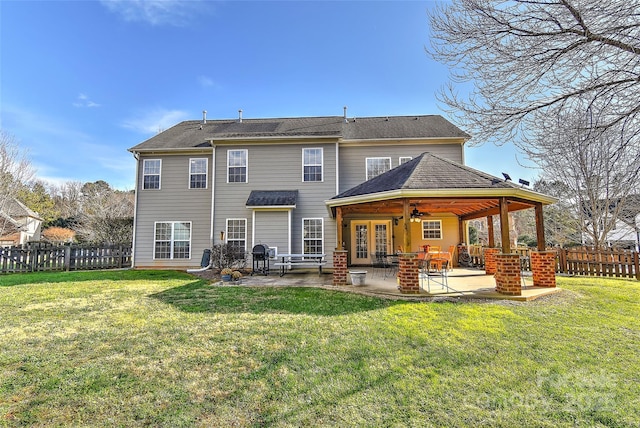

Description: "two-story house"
128 111 555 276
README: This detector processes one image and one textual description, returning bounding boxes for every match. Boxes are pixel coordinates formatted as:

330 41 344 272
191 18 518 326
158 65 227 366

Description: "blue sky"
1 0 538 190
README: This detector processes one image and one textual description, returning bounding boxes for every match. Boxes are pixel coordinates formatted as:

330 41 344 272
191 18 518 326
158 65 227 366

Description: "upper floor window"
189 158 208 189
422 220 442 240
399 156 412 165
227 149 247 183
143 159 161 190
226 219 247 251
154 221 191 259
366 157 391 180
303 148 323 182
303 218 324 255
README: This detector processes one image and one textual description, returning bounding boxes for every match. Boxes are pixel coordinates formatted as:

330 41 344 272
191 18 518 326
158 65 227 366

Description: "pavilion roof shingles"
333 152 515 199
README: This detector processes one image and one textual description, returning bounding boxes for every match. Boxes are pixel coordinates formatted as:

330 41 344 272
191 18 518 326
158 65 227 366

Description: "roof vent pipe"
202 110 207 124
343 106 348 123
238 109 243 123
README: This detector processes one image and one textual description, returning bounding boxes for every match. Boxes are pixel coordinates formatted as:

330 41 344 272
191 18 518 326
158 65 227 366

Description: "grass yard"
1 270 639 427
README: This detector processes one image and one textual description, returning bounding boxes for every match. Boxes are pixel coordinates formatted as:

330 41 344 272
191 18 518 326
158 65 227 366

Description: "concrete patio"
232 266 561 301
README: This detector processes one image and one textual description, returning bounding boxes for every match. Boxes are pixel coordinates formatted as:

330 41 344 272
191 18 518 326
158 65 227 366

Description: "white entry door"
350 220 392 265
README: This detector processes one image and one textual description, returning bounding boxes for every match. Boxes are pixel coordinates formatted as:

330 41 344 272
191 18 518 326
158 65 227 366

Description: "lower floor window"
226 219 247 251
303 218 323 255
154 221 191 259
422 220 442 240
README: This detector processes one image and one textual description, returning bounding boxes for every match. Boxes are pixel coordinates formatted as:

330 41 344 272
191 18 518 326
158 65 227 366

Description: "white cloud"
100 0 211 26
2 104 136 188
198 75 219 89
121 108 190 134
73 93 101 108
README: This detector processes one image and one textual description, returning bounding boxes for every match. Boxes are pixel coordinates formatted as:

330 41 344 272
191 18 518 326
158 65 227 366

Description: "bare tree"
427 0 640 148
534 180 583 247
0 130 35 237
527 112 640 248
73 181 134 244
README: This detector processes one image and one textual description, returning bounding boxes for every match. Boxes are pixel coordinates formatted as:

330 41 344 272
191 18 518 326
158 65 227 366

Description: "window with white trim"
303 218 323 255
154 221 191 259
226 219 247 251
227 149 247 183
143 159 161 190
366 157 391 180
422 220 442 240
189 158 208 189
399 156 412 165
303 148 323 182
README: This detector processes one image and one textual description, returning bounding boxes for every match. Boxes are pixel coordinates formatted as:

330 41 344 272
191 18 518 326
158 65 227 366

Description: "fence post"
559 248 567 274
64 245 71 271
634 251 640 281
30 246 37 272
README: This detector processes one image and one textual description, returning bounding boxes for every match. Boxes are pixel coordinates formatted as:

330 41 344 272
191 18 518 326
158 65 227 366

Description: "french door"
350 220 392 265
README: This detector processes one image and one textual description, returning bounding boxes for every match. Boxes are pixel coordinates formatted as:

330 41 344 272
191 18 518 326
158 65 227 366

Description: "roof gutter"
206 134 341 144
325 187 558 210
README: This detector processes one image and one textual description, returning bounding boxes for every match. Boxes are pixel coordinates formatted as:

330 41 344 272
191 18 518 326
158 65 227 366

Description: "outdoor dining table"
272 254 326 276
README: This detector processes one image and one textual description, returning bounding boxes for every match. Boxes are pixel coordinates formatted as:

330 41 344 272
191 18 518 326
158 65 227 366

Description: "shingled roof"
333 152 517 199
327 152 557 219
128 115 470 151
246 190 298 207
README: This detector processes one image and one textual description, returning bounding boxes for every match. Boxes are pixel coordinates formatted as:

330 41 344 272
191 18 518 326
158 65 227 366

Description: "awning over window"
246 190 298 208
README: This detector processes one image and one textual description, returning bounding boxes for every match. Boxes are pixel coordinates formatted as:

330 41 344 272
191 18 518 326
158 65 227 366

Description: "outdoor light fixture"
519 178 530 187
410 207 425 222
502 172 512 181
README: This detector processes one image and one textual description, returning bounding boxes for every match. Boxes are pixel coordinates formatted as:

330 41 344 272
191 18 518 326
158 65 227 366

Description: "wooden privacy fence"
0 244 132 274
557 247 639 280
463 246 639 280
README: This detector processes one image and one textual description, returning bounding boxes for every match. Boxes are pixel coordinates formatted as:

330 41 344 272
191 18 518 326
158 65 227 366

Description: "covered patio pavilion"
326 153 558 296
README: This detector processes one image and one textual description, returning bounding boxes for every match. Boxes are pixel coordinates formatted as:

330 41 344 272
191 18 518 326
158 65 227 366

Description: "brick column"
398 253 420 294
484 248 500 275
494 253 522 296
531 251 557 288
332 250 348 286
333 250 348 285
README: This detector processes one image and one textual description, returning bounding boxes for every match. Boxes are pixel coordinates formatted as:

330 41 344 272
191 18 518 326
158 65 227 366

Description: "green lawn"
1 270 639 427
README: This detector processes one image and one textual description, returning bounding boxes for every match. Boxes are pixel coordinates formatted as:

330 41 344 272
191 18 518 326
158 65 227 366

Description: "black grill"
252 244 270 275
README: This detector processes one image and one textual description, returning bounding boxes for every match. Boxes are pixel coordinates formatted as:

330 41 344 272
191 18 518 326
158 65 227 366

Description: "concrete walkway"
228 266 561 302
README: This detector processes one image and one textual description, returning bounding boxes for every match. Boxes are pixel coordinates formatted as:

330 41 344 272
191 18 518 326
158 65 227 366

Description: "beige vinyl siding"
338 142 464 193
214 142 337 261
133 153 212 268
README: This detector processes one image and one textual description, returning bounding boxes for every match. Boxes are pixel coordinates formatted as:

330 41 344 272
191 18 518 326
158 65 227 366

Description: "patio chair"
370 252 389 278
445 245 456 271
420 259 449 293
520 255 530 289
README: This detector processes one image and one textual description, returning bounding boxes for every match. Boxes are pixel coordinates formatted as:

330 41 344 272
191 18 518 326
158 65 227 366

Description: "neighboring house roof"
1 197 42 221
246 190 298 207
128 115 470 152
617 194 640 228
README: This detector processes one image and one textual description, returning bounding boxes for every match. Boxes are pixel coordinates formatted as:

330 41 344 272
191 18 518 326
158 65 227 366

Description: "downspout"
210 143 216 250
187 143 216 273
335 139 340 252
131 151 140 268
